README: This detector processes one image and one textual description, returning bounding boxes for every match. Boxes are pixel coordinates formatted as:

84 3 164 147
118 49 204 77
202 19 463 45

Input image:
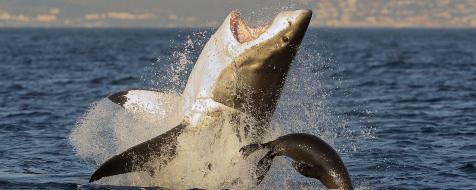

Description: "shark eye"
282 36 289 43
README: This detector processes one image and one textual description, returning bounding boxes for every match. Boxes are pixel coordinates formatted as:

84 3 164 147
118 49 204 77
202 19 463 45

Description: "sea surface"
0 28 475 189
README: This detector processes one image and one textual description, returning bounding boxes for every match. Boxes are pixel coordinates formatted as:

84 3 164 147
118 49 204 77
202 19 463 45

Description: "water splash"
142 30 210 92
69 98 183 166
70 9 373 190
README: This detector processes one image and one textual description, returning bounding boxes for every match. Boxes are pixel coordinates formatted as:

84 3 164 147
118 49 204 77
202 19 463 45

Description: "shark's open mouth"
230 11 272 44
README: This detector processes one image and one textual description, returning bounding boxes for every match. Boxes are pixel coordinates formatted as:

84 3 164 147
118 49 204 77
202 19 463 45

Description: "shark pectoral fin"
255 151 276 184
292 161 321 179
89 123 187 183
107 89 182 115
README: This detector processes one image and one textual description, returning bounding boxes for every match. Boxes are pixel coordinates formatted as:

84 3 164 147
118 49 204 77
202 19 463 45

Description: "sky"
1 0 476 28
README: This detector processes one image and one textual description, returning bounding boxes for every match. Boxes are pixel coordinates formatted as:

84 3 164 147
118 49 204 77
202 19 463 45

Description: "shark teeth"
230 11 271 44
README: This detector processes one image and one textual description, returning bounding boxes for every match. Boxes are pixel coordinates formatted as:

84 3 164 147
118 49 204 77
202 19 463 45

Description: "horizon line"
1 25 476 30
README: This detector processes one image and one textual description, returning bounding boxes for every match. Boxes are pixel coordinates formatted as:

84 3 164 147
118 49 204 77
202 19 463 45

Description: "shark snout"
299 9 313 18
292 9 312 22
298 9 312 25
281 9 312 45
298 9 312 26
277 9 312 26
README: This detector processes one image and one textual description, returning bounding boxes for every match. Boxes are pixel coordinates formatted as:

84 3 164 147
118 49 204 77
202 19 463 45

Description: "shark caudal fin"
89 123 187 183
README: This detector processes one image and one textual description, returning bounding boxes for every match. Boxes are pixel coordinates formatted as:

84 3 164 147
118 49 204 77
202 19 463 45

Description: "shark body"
89 10 313 188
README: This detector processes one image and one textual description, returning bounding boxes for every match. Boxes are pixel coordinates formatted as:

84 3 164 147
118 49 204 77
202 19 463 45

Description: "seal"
240 133 353 190
89 9 312 183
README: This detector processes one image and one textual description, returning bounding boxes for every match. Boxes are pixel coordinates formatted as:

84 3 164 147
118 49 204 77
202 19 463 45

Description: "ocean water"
0 28 475 189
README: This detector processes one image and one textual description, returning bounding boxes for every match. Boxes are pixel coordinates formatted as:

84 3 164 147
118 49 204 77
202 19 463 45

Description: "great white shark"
89 9 317 187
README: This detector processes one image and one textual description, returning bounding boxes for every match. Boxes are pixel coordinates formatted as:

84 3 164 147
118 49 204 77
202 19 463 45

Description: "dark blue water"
0 28 475 189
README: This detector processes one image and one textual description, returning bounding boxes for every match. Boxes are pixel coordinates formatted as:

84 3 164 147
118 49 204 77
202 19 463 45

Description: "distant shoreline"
0 26 476 30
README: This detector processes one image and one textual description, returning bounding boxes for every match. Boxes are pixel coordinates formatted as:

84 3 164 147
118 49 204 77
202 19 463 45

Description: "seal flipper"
255 151 276 184
240 143 267 158
240 143 275 183
89 123 187 183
